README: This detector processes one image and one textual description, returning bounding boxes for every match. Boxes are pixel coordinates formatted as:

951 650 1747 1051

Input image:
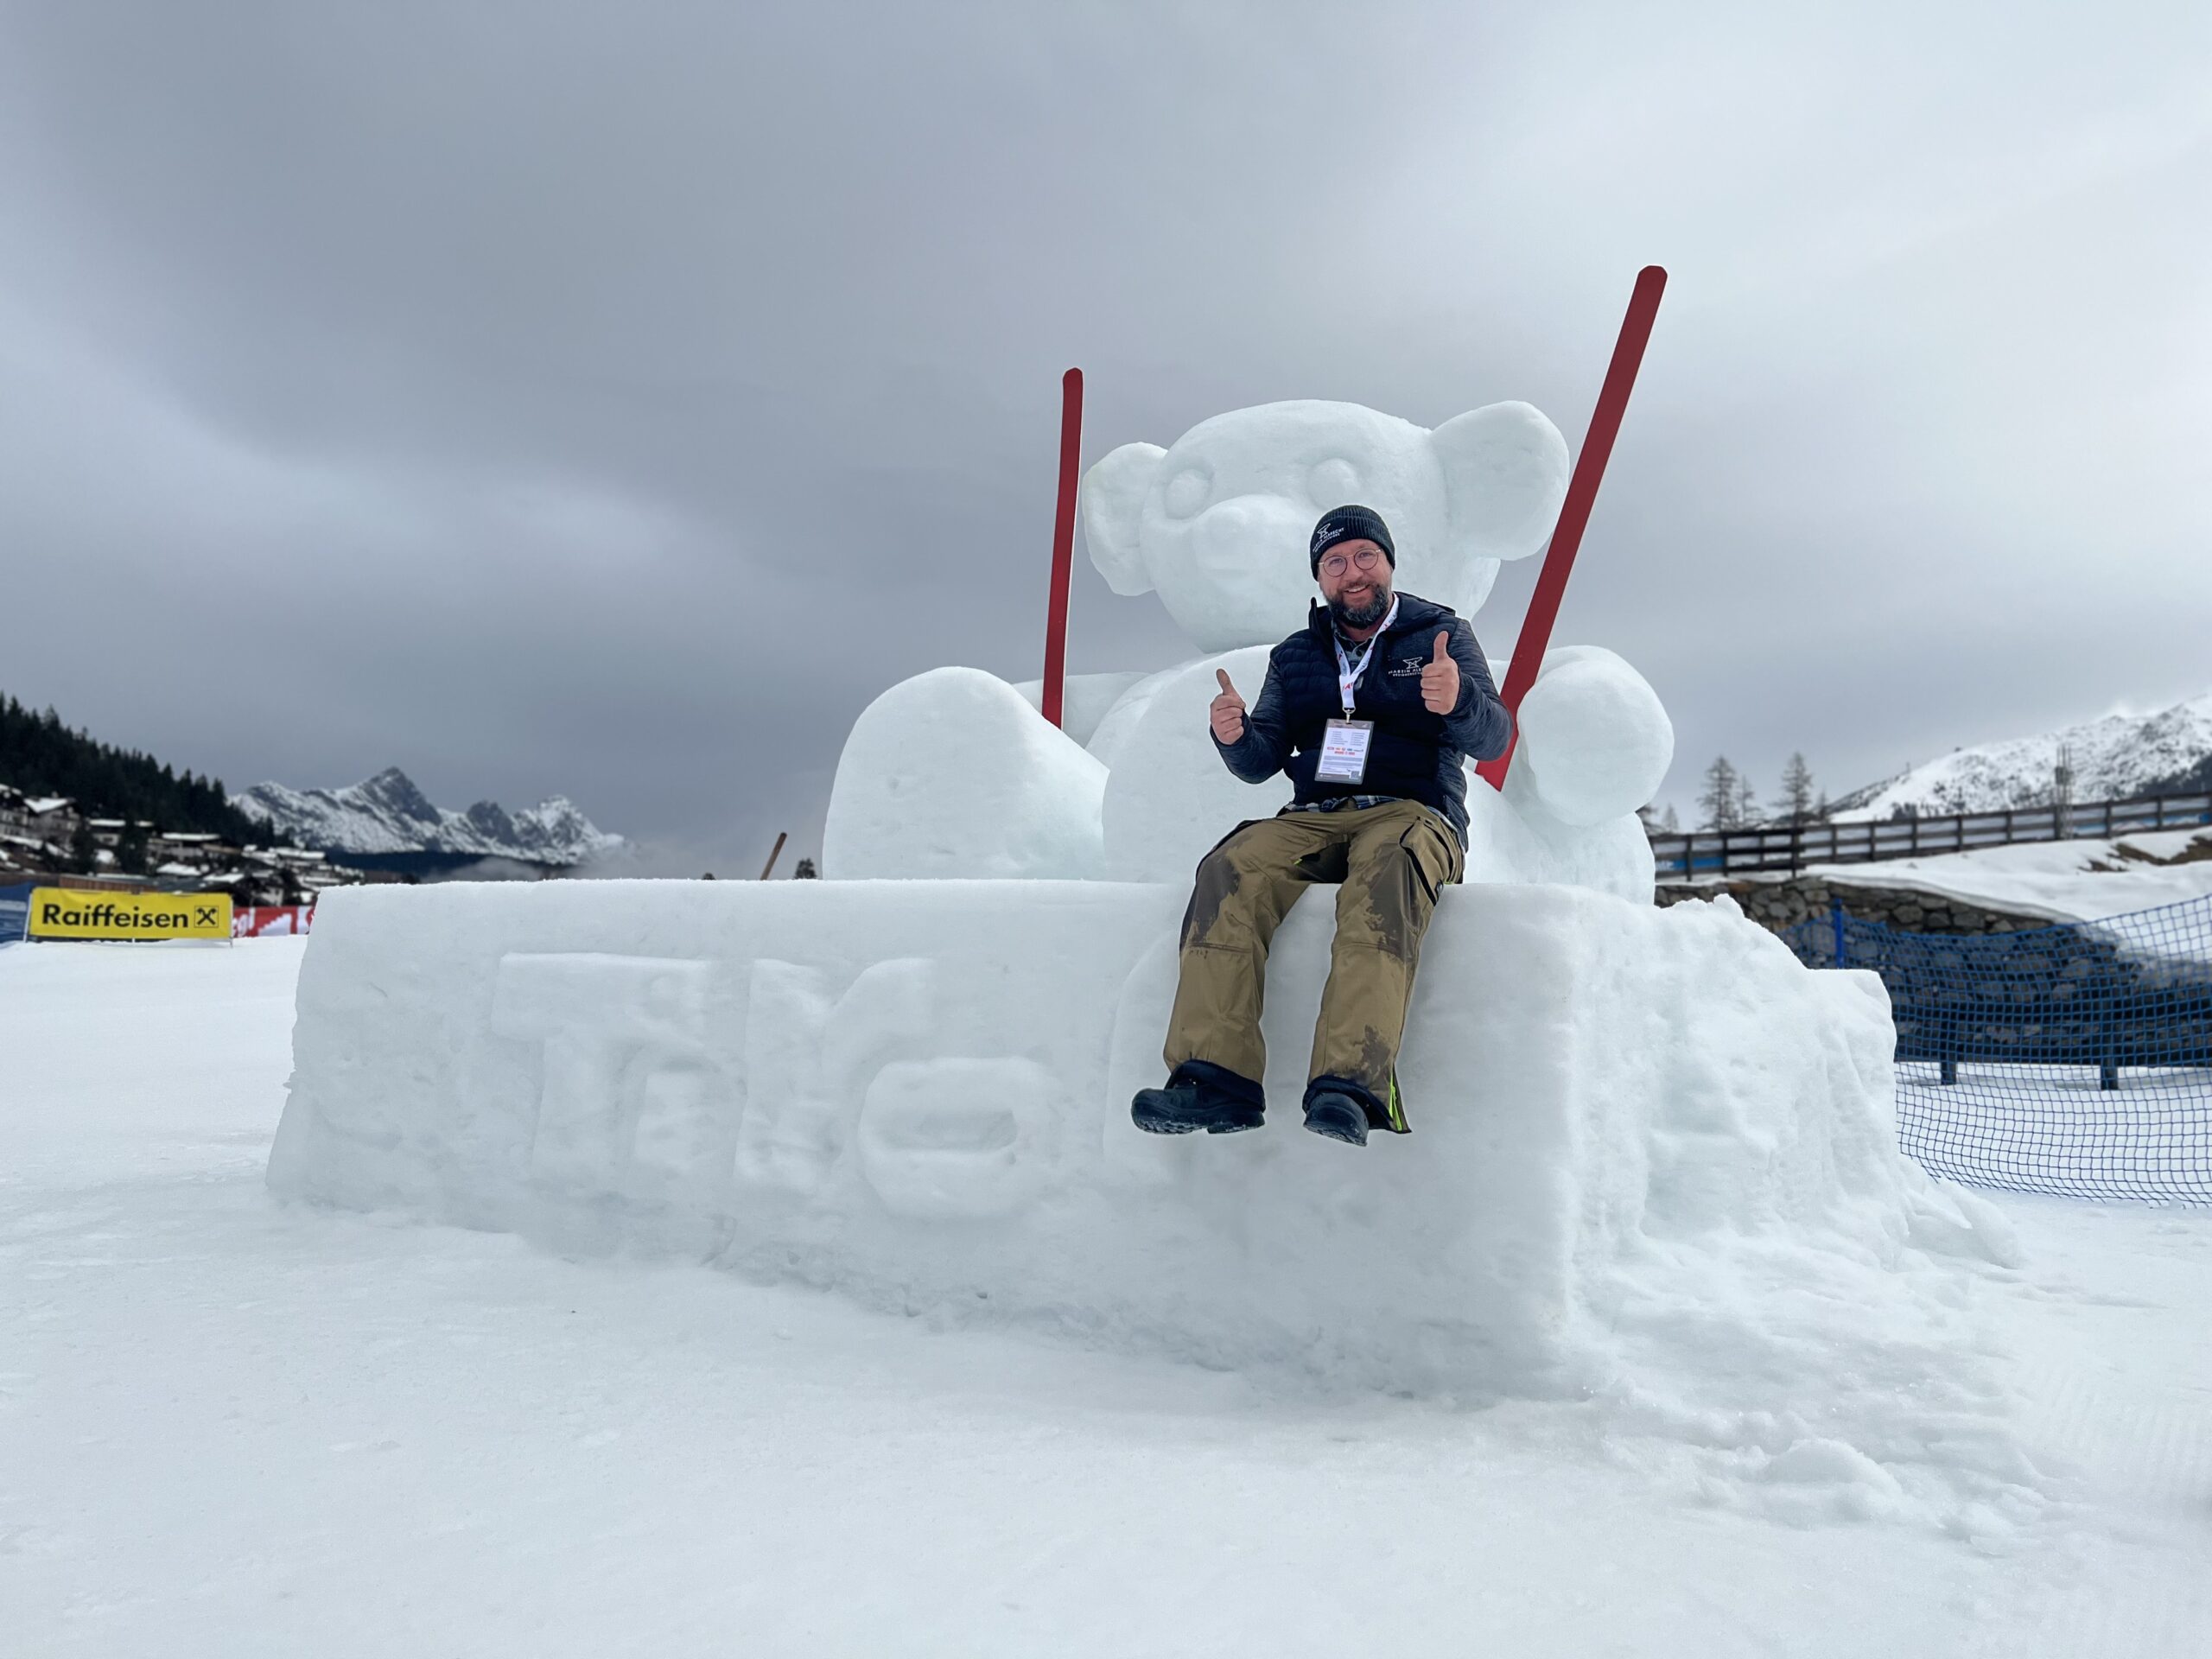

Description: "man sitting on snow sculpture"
1132 504 1510 1147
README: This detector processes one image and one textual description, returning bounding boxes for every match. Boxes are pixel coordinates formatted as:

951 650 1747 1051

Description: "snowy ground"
1814 826 2212 924
4 941 2209 1657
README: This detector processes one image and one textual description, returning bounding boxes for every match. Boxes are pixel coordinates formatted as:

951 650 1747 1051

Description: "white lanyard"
1332 597 1398 717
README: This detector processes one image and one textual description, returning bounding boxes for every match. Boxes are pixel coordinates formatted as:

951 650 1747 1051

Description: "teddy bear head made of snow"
1078 399 1572 653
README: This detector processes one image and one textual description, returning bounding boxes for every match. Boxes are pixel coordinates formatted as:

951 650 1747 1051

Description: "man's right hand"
1210 668 1246 745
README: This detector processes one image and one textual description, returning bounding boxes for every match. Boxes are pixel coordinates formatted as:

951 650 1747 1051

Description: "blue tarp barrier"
0 881 31 944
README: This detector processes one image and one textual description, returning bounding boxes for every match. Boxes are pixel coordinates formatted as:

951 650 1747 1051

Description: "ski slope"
1815 827 2212 925
3 938 2209 1657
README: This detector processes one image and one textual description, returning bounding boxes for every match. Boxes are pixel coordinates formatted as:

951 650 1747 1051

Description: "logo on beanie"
1312 522 1342 553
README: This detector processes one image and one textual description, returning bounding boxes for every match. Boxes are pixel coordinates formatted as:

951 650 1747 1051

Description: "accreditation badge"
1315 719 1374 785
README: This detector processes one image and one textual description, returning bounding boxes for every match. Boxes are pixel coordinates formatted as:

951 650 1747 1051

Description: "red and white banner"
232 905 314 938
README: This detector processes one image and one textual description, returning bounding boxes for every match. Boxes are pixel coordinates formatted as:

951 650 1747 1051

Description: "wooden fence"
1651 791 2212 883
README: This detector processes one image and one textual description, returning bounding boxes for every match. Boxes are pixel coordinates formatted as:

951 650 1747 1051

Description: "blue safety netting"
1782 893 2212 1205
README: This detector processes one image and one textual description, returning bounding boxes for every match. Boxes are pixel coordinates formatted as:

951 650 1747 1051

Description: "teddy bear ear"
1430 402 1571 561
1079 442 1166 595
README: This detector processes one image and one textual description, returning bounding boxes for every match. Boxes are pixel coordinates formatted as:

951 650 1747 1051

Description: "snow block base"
272 880 1973 1395
274 879 2053 1530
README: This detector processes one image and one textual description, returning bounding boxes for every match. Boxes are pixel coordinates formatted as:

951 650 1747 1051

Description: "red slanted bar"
1477 266 1667 790
1042 367 1084 729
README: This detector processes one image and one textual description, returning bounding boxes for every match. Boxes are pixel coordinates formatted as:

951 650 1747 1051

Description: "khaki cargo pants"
1164 798 1465 1132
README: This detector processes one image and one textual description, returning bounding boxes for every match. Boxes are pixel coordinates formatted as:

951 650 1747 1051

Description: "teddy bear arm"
1511 648 1675 828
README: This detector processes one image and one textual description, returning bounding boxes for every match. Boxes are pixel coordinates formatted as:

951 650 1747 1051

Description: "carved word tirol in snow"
486 950 1065 1222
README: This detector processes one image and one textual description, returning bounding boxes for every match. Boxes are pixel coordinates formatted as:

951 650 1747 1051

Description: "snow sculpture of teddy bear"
823 397 1673 900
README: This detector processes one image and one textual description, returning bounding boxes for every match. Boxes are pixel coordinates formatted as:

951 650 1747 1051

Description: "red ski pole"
1041 367 1084 729
1477 266 1667 790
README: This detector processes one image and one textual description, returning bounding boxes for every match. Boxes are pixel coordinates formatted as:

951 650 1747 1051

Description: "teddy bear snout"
1187 493 1315 576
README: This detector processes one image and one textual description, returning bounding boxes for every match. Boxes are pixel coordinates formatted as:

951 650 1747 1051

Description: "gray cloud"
1 0 2206 863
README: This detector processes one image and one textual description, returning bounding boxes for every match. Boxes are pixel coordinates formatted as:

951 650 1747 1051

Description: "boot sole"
1302 1105 1370 1146
1132 1112 1202 1136
1132 1095 1264 1136
1132 1110 1266 1136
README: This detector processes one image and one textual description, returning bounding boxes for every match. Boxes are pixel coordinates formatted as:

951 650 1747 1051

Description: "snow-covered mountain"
1831 691 2212 821
237 766 622 867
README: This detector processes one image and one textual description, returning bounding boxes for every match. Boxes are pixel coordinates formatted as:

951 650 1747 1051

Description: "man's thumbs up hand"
1421 629 1460 715
1210 668 1248 744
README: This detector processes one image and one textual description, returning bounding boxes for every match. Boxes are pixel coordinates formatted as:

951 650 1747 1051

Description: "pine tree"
1662 802 1680 832
1775 753 1816 823
1734 772 1760 829
1699 757 1741 831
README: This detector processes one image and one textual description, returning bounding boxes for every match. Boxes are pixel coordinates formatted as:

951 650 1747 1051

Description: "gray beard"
1328 585 1392 632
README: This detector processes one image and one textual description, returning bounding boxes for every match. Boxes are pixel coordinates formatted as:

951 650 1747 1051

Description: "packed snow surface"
1815 826 2212 923
6 936 2211 1655
1833 690 2212 820
7 935 2211 1655
823 669 1109 880
273 878 2032 1535
237 765 621 865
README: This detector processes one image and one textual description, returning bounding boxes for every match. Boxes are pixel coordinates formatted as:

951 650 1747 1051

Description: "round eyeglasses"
1319 546 1383 578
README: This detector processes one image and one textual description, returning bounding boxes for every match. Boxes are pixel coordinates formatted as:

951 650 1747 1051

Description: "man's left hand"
1421 630 1459 715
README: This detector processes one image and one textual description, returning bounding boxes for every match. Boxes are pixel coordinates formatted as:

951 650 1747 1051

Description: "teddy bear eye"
1307 457 1360 505
1162 466 1211 519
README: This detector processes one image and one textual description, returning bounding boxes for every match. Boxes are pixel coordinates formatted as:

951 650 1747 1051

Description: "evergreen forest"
0 693 276 843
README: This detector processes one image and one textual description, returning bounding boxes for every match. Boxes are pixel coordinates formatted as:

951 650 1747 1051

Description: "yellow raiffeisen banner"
27 887 233 941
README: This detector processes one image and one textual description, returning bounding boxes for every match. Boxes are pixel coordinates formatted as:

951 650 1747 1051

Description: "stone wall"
1654 874 2053 937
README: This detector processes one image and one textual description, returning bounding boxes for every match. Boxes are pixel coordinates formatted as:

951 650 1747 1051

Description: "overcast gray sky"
3 1 2207 868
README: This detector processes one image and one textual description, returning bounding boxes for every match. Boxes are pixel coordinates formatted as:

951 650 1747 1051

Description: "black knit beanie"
1309 505 1396 575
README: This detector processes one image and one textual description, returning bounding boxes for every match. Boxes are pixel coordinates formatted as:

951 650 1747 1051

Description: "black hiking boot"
1131 1062 1265 1136
1301 1090 1370 1147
